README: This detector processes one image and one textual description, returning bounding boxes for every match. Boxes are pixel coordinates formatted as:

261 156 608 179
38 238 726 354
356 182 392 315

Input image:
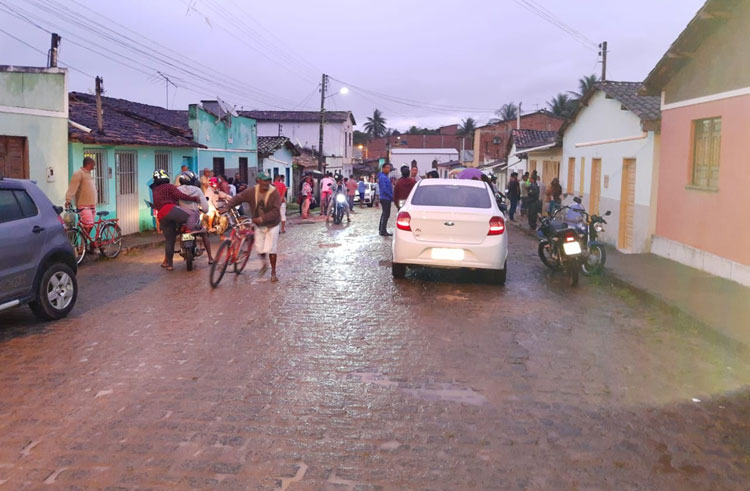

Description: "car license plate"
563 241 582 255
181 233 195 241
431 248 464 261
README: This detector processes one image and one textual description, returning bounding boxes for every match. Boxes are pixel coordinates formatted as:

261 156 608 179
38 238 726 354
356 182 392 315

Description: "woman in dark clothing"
150 169 200 270
393 165 417 209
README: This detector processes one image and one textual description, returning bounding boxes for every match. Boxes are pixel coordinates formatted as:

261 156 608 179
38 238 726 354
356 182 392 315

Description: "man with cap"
224 172 282 282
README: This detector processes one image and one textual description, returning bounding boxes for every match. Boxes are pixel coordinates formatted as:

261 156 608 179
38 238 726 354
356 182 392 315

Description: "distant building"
258 136 301 201
364 125 470 160
0 66 69 204
641 0 750 285
240 110 355 172
507 129 560 183
389 148 459 178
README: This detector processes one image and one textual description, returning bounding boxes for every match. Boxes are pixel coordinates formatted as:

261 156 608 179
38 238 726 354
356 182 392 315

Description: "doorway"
618 158 636 250
239 157 248 184
590 158 602 215
542 160 559 188
0 136 29 179
115 151 139 235
213 157 225 178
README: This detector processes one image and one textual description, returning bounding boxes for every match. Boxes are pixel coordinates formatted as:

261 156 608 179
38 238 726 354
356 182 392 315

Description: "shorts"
79 207 95 228
280 202 287 222
255 224 280 254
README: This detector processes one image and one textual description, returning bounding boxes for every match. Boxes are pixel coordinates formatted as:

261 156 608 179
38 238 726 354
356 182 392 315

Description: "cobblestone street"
2 207 750 490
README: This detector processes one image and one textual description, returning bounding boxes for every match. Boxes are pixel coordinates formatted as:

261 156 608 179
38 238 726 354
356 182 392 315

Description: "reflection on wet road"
1 207 750 489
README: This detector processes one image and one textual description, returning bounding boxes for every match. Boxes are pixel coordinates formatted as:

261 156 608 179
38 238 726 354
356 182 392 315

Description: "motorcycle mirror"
573 196 582 204
605 210 612 216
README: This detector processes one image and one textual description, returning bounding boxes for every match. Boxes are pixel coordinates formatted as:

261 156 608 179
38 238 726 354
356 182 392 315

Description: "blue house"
258 136 300 200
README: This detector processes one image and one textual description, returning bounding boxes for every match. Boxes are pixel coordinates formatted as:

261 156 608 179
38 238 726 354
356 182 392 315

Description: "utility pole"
47 33 60 68
95 76 104 134
599 41 608 81
157 71 177 109
318 73 328 172
517 101 522 129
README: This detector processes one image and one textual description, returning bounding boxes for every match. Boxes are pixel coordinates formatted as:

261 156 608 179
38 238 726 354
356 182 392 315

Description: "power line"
510 0 598 50
0 26 95 77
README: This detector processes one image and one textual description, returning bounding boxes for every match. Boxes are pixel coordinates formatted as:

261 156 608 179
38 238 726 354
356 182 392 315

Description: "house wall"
653 94 750 284
364 133 469 160
189 106 258 175
389 150 459 178
561 91 658 253
664 1 750 105
257 120 353 163
0 67 68 204
69 143 199 233
260 146 295 201
473 113 565 166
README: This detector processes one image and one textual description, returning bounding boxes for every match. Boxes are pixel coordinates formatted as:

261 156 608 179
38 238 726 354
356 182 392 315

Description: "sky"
1 0 706 131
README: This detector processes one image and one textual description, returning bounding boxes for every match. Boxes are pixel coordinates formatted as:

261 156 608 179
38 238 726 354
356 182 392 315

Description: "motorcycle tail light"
564 231 577 242
488 216 505 235
396 211 411 231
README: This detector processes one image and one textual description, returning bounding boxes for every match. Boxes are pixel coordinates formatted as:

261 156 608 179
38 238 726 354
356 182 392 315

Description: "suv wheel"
29 263 78 320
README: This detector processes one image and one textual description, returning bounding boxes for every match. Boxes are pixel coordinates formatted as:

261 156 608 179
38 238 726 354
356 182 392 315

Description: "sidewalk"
121 231 164 252
511 220 750 346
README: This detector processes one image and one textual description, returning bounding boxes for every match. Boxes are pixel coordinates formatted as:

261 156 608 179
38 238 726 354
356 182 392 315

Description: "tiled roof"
68 93 203 148
257 136 300 158
594 81 661 122
240 110 356 125
511 129 558 150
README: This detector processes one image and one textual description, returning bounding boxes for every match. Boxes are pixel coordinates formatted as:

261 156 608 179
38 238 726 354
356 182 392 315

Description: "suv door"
0 186 47 303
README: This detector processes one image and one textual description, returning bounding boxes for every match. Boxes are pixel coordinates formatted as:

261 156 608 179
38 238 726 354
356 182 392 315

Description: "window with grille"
692 117 721 189
83 148 108 205
155 151 171 176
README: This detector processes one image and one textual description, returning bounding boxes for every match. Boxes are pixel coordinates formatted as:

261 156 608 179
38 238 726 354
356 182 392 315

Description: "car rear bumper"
392 230 507 270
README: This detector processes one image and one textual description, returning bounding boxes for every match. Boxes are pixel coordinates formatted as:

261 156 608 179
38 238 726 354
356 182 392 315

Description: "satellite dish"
216 96 238 118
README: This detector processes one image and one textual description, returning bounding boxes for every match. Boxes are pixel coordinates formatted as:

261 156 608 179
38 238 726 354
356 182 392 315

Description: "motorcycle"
331 189 348 224
559 197 611 276
537 206 585 287
145 200 206 271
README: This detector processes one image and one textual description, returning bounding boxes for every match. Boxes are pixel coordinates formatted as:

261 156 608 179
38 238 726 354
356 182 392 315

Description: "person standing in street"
393 165 416 210
319 172 335 215
65 156 98 236
345 176 358 211
357 177 366 208
173 164 190 184
273 174 288 233
225 172 282 282
300 176 313 219
378 163 394 236
527 175 542 229
507 172 520 221
519 171 530 217
410 164 421 181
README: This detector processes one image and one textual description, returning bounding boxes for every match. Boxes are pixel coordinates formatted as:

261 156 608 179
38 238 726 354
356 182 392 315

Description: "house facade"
363 125 468 160
258 136 300 201
506 129 560 185
641 0 750 285
0 66 69 204
68 93 204 235
473 111 565 167
560 82 661 254
389 148 459 178
241 110 355 174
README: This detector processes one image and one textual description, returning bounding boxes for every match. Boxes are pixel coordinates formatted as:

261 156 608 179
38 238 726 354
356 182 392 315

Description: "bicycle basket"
61 210 76 228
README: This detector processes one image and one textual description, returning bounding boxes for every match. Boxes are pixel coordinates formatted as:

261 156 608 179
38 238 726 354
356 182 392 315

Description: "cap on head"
257 172 271 181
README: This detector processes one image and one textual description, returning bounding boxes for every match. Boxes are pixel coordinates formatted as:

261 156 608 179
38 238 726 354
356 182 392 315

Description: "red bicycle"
209 208 254 288
64 207 123 264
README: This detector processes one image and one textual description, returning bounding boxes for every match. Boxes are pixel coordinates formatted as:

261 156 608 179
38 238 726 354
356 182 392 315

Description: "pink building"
641 0 750 286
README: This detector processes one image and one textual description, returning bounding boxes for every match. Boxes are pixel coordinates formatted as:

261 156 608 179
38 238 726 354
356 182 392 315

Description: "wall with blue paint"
188 105 258 175
260 146 295 199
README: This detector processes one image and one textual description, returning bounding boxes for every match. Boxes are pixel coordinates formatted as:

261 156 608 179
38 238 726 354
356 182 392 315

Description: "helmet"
178 170 198 186
153 169 169 181
209 177 219 187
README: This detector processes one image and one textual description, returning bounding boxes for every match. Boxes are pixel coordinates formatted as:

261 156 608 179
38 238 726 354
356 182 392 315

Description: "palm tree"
495 103 518 121
547 93 577 119
364 109 387 139
569 74 598 99
457 117 477 138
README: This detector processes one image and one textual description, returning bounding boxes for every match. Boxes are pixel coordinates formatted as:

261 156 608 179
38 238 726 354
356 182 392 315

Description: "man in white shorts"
224 172 282 282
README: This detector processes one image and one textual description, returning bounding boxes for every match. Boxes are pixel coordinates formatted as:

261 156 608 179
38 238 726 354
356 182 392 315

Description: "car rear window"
411 184 491 208
0 189 38 223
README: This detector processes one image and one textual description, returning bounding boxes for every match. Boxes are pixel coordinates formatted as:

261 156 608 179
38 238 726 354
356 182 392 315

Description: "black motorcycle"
145 200 205 271
537 206 585 287
331 188 348 224
559 197 611 276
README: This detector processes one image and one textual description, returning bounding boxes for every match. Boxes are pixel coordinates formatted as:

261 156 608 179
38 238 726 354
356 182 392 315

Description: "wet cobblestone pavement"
2 208 750 489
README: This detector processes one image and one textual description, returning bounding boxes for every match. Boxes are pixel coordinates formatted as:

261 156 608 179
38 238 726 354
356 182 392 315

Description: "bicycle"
64 206 123 265
209 207 255 288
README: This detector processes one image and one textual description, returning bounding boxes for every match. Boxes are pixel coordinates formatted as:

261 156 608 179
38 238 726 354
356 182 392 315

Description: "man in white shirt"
319 172 335 215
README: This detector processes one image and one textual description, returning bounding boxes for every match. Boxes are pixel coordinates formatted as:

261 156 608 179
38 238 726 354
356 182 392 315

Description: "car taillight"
488 216 505 235
396 211 411 231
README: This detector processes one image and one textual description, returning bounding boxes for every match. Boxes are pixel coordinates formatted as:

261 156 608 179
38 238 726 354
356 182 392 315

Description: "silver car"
0 177 78 320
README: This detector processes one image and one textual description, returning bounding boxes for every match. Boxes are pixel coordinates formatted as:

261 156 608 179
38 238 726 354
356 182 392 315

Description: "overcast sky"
1 0 705 130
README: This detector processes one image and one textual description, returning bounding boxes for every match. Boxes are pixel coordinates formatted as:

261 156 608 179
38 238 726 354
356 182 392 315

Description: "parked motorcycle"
537 206 585 287
558 197 611 276
145 200 206 271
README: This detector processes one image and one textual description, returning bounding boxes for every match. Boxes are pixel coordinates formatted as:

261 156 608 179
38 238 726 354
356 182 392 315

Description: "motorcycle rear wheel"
538 241 563 271
185 246 194 271
567 257 580 287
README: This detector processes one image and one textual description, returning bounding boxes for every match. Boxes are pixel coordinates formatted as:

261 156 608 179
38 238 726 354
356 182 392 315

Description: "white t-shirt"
320 177 335 194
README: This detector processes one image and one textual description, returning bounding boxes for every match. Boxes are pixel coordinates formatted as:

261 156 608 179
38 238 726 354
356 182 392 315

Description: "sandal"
165 265 174 271
270 275 279 283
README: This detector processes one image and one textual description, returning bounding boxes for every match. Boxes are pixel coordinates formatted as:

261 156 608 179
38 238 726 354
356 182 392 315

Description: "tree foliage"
495 103 518 121
363 109 387 139
547 93 578 119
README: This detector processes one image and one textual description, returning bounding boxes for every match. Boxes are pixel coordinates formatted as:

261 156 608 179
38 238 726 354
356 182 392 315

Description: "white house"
507 129 561 189
240 110 355 176
257 136 300 201
560 81 661 254
389 148 459 178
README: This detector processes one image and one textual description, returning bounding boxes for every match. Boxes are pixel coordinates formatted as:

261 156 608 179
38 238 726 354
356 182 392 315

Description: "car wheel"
392 262 406 278
485 261 507 285
29 262 78 320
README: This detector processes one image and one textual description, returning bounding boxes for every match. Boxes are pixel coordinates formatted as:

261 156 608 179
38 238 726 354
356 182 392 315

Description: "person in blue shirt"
357 177 366 208
378 163 394 236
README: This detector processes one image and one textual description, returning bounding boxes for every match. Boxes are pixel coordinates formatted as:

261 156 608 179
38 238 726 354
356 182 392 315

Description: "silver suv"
0 177 78 320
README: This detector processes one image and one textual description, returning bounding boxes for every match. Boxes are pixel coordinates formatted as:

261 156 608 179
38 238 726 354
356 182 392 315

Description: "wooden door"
0 136 29 179
542 160 559 188
590 158 602 215
239 157 248 184
579 157 586 196
618 159 636 250
566 157 575 194
529 160 537 174
115 151 139 235
213 157 225 177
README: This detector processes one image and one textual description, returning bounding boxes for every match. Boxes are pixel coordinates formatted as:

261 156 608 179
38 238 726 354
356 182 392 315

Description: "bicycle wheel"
67 228 86 265
233 235 254 274
209 240 232 288
99 222 123 258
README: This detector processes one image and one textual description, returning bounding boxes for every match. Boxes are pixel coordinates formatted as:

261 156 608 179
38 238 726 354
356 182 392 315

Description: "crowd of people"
506 170 564 229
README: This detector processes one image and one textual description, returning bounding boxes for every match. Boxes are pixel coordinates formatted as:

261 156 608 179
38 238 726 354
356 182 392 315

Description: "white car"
391 178 508 284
